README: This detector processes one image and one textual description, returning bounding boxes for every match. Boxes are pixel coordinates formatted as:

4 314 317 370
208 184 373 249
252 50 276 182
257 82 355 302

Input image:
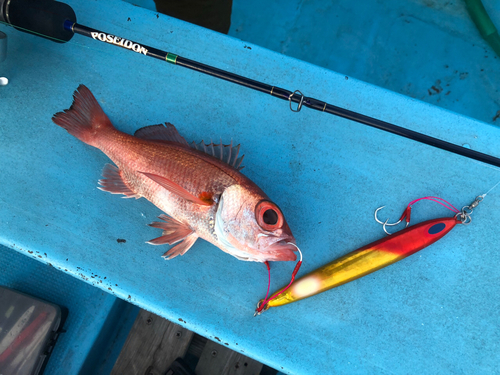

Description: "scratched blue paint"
1 1 500 374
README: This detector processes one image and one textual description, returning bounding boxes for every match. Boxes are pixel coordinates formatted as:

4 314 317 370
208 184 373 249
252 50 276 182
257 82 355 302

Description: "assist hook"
374 196 478 235
374 206 411 235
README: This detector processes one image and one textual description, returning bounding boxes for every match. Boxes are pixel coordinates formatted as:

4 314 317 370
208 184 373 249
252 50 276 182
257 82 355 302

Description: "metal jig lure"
255 195 484 315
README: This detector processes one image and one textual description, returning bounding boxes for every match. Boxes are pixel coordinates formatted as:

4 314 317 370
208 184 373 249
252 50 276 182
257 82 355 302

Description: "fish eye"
255 201 283 231
263 209 278 225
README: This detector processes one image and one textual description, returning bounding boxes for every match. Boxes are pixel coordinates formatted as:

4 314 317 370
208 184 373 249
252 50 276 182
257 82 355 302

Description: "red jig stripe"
365 217 459 256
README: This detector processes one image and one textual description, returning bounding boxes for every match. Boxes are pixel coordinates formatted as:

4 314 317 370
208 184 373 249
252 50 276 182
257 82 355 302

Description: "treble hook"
374 206 410 235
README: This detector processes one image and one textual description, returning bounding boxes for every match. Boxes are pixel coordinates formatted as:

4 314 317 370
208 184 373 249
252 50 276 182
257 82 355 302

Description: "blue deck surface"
129 0 500 126
230 0 500 126
1 0 500 374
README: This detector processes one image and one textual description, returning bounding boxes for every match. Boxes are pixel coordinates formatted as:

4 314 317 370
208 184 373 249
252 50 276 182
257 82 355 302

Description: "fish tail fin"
52 84 114 147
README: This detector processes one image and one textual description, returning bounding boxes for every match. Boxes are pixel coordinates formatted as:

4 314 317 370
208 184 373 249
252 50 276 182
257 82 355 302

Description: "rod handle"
3 0 76 43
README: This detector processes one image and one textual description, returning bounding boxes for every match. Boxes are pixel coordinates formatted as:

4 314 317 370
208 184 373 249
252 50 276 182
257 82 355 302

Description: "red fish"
52 85 297 262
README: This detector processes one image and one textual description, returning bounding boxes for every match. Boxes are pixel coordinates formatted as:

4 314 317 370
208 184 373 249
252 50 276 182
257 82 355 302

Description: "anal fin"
98 164 139 198
147 214 198 259
162 233 198 259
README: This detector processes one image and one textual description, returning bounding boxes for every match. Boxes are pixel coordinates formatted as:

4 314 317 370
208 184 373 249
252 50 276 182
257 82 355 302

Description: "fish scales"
98 133 237 245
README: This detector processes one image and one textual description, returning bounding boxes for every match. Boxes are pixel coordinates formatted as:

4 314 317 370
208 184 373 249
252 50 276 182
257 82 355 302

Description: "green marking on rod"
166 52 178 64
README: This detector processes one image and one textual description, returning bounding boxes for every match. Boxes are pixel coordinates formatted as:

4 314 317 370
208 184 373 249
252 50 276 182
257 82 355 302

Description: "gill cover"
214 185 296 262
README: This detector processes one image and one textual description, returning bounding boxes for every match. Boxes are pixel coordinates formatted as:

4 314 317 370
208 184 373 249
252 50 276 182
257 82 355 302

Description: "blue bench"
1 0 499 373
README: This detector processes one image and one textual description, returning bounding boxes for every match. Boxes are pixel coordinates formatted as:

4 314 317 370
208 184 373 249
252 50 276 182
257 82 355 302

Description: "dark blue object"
428 222 447 235
0 0 75 42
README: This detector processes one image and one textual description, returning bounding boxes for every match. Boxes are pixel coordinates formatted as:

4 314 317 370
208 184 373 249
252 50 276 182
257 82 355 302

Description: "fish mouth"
265 240 297 261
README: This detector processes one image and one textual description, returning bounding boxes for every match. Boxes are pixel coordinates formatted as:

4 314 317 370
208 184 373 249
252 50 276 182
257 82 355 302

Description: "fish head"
215 185 297 262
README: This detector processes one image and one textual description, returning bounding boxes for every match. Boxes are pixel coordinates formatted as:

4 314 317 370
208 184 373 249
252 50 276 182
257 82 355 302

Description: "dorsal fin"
190 140 245 170
134 123 189 147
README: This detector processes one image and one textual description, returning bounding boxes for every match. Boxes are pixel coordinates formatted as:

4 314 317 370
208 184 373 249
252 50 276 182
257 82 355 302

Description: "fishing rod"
2 0 500 169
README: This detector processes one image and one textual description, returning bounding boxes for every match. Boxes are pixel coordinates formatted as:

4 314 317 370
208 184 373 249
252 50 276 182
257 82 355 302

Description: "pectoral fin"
140 171 213 206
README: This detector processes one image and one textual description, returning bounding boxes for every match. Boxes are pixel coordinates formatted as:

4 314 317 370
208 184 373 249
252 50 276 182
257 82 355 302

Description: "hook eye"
254 300 268 317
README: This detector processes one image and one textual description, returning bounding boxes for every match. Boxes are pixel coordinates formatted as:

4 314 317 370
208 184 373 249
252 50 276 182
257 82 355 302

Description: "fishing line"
447 155 500 198
255 244 303 316
407 197 460 213
458 160 500 198
482 178 500 197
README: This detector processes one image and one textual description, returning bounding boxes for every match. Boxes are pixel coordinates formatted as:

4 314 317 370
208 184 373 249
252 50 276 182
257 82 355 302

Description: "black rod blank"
67 21 500 169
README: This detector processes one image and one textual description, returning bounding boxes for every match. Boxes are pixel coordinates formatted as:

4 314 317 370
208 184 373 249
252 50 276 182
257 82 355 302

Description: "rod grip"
3 0 76 43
